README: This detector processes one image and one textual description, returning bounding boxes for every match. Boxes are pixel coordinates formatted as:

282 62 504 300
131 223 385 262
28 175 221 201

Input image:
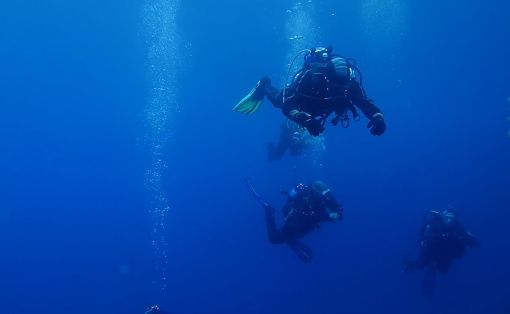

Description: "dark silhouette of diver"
404 209 478 294
234 46 386 137
246 179 343 263
267 119 320 161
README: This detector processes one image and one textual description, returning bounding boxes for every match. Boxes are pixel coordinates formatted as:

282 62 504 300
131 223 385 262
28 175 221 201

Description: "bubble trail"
143 0 181 292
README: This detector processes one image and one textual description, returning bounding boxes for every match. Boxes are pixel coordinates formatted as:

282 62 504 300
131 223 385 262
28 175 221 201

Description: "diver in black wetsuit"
262 180 343 262
267 120 314 161
404 209 478 294
234 46 386 137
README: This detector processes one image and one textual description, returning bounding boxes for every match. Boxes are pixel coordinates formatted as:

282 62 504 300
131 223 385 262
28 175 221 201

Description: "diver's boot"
250 76 271 101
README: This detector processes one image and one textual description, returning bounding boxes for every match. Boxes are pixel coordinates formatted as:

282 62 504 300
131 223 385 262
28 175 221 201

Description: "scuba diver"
403 209 479 295
246 179 343 263
267 119 322 161
234 46 386 137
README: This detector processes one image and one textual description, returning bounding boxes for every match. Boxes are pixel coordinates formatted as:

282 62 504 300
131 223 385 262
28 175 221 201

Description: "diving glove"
289 110 311 124
368 113 386 136
329 212 342 221
289 110 324 136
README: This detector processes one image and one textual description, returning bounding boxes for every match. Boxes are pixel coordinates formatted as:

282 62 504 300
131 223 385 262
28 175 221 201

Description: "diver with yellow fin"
234 46 386 137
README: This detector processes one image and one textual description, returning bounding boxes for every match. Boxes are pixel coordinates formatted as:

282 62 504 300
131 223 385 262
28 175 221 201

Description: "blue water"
1 0 509 313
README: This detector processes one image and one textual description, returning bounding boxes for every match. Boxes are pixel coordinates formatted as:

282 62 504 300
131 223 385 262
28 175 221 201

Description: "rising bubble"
143 0 181 293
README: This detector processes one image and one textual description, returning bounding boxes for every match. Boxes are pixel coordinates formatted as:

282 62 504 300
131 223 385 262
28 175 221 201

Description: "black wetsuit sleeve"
347 81 382 119
357 98 382 119
316 192 343 222
452 223 476 244
464 230 479 246
324 192 343 214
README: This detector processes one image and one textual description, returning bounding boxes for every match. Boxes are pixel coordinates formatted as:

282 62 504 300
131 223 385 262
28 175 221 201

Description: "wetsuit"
264 183 343 244
262 66 383 134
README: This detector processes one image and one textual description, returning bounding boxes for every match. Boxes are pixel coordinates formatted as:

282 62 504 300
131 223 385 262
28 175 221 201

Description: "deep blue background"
1 0 509 313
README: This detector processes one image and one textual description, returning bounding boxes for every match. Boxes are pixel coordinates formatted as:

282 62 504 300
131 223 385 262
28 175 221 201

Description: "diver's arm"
455 223 479 247
324 192 343 221
346 81 382 118
356 98 383 120
352 93 384 124
464 231 479 247
362 102 385 136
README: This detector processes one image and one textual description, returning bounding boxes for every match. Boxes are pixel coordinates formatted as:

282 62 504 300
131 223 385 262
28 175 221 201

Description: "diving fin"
288 240 314 263
244 178 270 207
233 79 267 115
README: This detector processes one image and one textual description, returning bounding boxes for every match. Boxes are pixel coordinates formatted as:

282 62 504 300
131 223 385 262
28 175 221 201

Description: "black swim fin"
288 240 314 263
244 178 270 207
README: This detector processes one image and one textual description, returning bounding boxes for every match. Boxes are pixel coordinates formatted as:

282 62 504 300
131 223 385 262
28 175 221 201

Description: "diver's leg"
267 143 287 161
267 134 289 161
264 207 314 262
436 258 452 274
409 247 434 271
279 224 315 263
421 266 437 295
264 85 284 108
264 205 286 244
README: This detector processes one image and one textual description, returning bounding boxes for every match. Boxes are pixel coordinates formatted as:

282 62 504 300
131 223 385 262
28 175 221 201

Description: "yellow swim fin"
233 80 266 115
